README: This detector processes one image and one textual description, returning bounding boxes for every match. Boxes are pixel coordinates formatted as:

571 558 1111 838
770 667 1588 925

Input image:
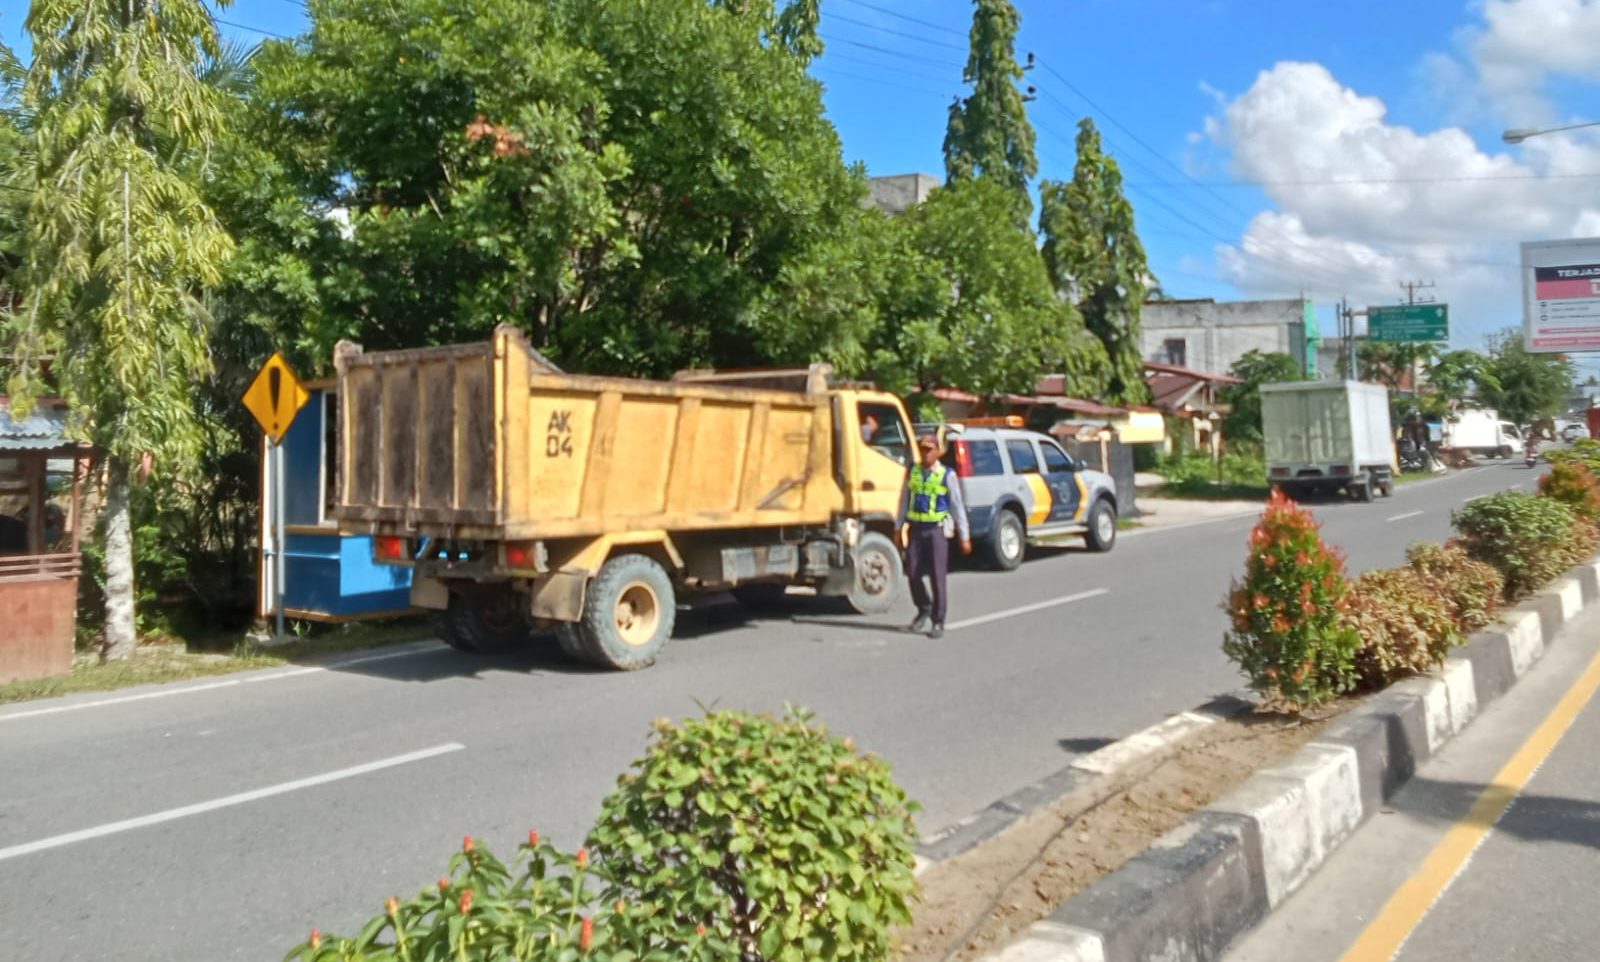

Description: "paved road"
0 462 1538 960
1225 576 1600 962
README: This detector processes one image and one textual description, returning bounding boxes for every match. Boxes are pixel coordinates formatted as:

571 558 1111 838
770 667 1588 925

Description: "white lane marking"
0 742 466 862
1386 510 1425 522
947 588 1110 632
0 642 445 723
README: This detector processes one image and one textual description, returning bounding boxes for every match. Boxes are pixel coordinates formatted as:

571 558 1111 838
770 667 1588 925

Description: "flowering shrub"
1404 542 1503 634
281 833 726 961
588 707 919 962
1223 489 1362 707
1345 568 1462 688
1453 491 1588 599
1544 437 1600 475
1538 461 1600 524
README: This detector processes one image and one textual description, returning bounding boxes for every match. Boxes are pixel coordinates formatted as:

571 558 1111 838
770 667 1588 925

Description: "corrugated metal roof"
0 401 72 452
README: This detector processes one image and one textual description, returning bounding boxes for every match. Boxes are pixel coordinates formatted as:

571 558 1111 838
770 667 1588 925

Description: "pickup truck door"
1039 439 1086 524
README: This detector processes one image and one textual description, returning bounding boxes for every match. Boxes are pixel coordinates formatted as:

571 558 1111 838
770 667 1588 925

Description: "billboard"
1523 237 1600 352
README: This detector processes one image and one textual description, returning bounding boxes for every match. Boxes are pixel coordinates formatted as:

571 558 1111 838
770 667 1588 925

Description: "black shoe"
908 612 930 633
929 623 945 639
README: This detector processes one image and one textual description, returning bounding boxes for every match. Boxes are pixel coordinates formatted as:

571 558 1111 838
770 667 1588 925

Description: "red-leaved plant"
1223 489 1362 707
1538 460 1600 525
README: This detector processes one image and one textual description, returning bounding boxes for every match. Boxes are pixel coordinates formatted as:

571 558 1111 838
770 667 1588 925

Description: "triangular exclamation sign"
269 366 282 433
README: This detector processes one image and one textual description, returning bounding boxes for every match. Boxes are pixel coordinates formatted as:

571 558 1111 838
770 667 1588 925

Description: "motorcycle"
1525 440 1540 468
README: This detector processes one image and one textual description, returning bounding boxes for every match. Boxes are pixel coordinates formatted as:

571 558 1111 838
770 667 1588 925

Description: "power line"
817 33 964 71
214 17 291 41
836 0 967 38
811 65 952 99
827 12 966 51
1128 172 1600 187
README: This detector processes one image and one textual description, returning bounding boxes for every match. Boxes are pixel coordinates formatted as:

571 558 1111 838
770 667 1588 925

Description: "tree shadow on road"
1385 775 1600 851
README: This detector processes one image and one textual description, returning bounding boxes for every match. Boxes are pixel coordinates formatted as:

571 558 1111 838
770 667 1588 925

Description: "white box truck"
1442 409 1521 458
1260 381 1397 502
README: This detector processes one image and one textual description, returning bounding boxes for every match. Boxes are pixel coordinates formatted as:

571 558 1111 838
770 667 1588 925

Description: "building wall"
0 577 76 683
867 173 940 215
1142 298 1316 377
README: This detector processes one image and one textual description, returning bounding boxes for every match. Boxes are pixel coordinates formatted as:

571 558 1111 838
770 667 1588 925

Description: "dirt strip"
896 700 1354 962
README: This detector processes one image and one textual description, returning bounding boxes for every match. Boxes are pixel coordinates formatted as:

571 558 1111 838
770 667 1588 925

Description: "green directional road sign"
1368 303 1448 342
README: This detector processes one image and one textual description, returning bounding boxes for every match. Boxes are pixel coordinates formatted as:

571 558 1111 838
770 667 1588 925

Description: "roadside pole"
242 353 311 643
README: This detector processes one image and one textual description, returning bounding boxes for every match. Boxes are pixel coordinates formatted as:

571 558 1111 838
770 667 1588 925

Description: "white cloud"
1203 61 1600 345
1473 0 1600 122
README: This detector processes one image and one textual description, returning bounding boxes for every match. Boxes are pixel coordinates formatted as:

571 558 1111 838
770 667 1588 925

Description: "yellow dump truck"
333 325 915 669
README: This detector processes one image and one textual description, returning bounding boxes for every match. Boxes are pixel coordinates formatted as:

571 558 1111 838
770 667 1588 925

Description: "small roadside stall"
0 399 93 683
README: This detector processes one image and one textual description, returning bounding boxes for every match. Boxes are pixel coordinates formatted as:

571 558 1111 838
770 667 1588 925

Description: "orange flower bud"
463 834 475 854
696 923 708 937
386 897 399 918
528 828 539 848
576 847 589 868
459 890 474 913
580 917 594 952
310 929 322 949
439 877 450 892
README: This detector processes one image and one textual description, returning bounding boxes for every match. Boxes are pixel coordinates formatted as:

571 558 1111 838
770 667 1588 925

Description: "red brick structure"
1 398 92 684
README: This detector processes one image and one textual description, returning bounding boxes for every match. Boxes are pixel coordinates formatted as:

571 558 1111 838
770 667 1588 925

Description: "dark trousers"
906 521 950 624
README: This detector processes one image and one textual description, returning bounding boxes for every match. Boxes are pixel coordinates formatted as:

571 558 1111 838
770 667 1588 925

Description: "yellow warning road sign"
243 352 311 445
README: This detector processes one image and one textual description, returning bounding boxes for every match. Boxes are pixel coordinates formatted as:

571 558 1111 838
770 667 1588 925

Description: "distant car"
915 421 1120 570
1563 423 1590 442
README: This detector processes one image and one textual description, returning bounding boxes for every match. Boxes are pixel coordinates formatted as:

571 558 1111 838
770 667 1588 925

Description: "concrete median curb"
973 554 1600 962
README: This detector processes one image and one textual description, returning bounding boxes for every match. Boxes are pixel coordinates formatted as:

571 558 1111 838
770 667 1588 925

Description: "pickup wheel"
572 554 675 671
846 531 903 615
985 510 1026 570
1084 498 1117 552
434 588 531 655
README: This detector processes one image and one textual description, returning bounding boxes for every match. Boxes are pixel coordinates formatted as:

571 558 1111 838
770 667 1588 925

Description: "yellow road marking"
1337 643 1600 961
1024 474 1051 526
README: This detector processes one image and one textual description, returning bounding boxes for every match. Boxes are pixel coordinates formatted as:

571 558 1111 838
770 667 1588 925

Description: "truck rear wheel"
571 554 675 671
433 587 532 654
846 531 902 615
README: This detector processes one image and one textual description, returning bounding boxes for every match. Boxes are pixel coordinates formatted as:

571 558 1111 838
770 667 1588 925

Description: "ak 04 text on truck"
333 326 915 670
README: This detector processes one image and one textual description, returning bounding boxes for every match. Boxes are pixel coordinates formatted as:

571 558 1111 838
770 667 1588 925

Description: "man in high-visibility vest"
900 434 972 638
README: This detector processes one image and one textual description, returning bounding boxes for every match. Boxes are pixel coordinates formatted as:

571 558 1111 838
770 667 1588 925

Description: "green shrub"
283 833 731 961
1404 542 1504 633
1544 437 1600 475
1345 568 1462 688
588 707 919 962
1161 449 1267 494
1223 489 1362 707
1453 491 1590 599
1538 461 1600 523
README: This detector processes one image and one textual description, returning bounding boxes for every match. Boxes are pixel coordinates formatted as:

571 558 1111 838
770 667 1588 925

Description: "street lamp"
1502 120 1600 144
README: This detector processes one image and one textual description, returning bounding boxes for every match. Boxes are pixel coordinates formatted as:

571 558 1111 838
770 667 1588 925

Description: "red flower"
1301 599 1316 615
576 847 589 869
463 834 475 854
580 917 594 952
1271 614 1291 634
439 877 450 892
528 828 539 848
1295 550 1310 566
386 897 399 919
1252 594 1269 610
1264 553 1278 568
310 930 322 950
459 890 474 914
696 923 708 937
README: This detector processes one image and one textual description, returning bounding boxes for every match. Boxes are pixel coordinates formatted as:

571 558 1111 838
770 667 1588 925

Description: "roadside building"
867 173 940 215
1142 297 1319 378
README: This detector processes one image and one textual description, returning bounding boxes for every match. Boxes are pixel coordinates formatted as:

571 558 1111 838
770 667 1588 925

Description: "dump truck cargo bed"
334 326 841 539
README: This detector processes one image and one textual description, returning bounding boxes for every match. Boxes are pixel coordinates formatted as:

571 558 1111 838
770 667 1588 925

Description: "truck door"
1039 439 1085 524
1003 438 1051 529
846 396 913 521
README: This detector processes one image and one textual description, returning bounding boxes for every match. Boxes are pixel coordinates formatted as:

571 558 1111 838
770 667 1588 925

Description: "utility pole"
1399 280 1436 305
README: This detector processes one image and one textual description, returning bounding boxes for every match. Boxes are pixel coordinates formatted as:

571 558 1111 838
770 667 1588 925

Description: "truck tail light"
504 542 534 569
375 536 408 561
953 440 974 477
1331 465 1352 476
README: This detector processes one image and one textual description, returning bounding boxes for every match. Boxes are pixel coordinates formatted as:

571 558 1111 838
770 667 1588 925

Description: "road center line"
1385 510 1425 522
947 588 1110 632
1335 641 1600 962
0 742 466 863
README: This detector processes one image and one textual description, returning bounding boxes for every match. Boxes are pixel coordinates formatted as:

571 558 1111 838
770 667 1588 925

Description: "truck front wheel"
571 554 676 671
847 531 903 615
434 587 532 654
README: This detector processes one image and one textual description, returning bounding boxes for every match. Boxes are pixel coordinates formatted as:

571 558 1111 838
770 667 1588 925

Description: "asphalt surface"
1225 572 1600 962
0 461 1541 960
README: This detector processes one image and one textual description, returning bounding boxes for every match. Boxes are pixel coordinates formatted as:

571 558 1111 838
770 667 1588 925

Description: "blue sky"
6 0 1600 366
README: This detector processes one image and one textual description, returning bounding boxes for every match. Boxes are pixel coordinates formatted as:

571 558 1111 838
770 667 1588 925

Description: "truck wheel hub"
615 583 660 647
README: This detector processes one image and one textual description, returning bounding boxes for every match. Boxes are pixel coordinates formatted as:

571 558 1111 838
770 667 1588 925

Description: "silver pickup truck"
916 422 1120 570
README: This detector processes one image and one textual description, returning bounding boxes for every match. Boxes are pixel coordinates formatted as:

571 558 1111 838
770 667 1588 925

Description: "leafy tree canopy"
1479 328 1573 426
942 0 1036 217
1038 118 1151 405
1221 350 1304 442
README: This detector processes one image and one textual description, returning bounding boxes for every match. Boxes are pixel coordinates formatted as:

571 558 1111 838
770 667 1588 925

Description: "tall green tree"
0 40 25 315
942 0 1036 216
774 0 824 62
10 0 235 660
1357 341 1435 395
1038 118 1152 405
1425 349 1498 415
1480 329 1573 426
1220 350 1303 442
866 177 1107 402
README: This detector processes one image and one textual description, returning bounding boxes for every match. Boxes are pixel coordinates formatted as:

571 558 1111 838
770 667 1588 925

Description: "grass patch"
1144 481 1271 501
1117 517 1142 531
0 616 434 707
1396 470 1437 485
